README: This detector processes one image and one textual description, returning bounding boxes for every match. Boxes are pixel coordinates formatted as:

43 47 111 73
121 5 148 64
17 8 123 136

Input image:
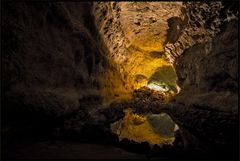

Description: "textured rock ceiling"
117 2 183 52
94 2 183 102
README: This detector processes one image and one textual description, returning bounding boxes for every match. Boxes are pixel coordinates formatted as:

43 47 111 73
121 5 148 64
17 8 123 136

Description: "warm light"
147 83 169 91
111 108 176 146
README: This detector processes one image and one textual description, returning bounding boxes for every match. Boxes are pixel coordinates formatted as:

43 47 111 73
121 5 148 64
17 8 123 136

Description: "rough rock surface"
2 2 110 148
166 2 238 158
93 2 183 62
168 19 238 157
2 2 107 113
165 2 238 63
93 2 183 96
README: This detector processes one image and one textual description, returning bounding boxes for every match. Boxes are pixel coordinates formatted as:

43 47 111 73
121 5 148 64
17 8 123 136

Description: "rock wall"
2 2 111 140
165 2 238 63
167 2 238 157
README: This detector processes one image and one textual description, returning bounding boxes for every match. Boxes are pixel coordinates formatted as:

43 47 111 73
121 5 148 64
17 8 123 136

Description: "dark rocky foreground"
1 2 238 160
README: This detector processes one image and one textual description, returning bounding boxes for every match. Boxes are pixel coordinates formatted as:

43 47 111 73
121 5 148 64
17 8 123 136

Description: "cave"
1 1 239 160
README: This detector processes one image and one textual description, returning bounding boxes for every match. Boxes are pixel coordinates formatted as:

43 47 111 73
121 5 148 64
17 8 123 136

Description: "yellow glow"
125 49 171 89
99 60 133 105
100 49 179 104
111 108 175 146
131 34 165 52
100 31 180 104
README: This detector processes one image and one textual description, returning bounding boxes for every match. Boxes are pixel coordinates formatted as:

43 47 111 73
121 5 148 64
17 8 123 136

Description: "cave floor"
3 141 154 160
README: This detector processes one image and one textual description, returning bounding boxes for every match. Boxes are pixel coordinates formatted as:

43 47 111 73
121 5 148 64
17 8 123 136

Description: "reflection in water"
111 108 178 147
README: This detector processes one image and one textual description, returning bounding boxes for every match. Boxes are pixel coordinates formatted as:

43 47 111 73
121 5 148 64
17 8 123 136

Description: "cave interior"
1 1 239 160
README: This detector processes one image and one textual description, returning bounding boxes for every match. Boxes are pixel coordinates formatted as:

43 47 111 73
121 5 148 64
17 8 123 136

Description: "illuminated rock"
93 2 183 101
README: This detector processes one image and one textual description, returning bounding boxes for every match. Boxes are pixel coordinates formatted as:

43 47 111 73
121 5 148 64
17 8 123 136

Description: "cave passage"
101 15 181 146
108 52 180 146
2 1 238 160
101 48 181 106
